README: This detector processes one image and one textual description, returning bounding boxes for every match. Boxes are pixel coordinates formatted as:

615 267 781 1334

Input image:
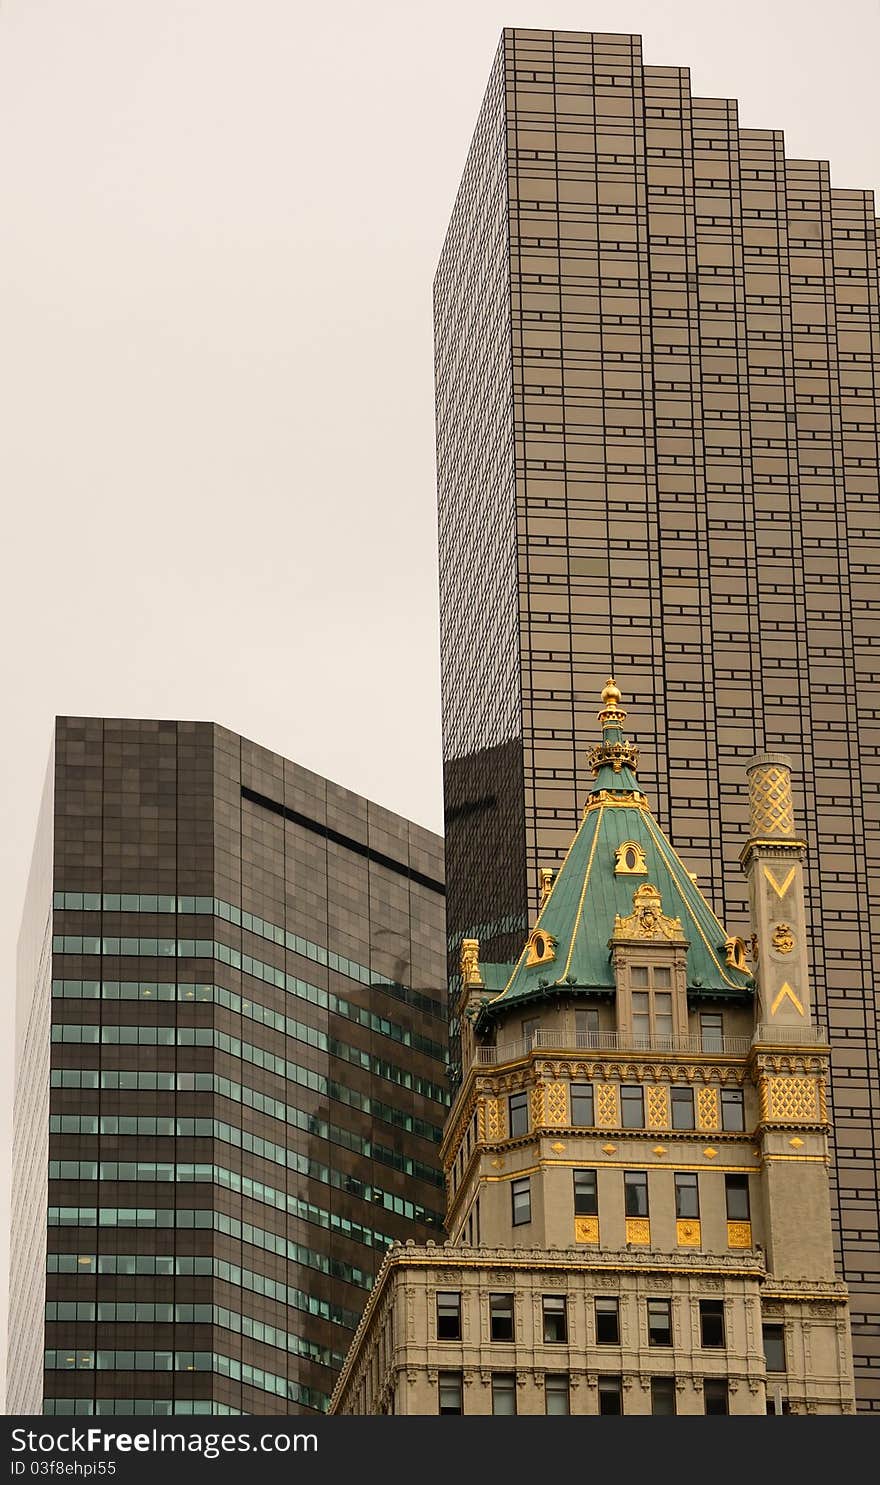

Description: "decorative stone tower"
330 686 855 1416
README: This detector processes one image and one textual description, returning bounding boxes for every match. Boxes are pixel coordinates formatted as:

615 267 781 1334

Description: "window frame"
508 1090 529 1138
573 1168 598 1216
542 1295 567 1344
595 1296 620 1345
436 1291 462 1341
646 1298 672 1347
438 1371 463 1415
491 1372 517 1416
720 1087 745 1132
624 1170 649 1217
545 1373 570 1415
725 1174 750 1222
511 1177 531 1227
620 1084 645 1129
650 1376 676 1415
597 1375 623 1415
703 1378 729 1415
670 1086 695 1130
699 1298 726 1349
674 1172 700 1219
489 1292 514 1343
570 1081 594 1127
700 1012 724 1053
763 1323 786 1374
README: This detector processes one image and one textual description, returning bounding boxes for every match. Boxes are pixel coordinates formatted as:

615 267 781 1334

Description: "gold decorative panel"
697 1087 719 1130
676 1219 701 1247
484 1097 504 1143
764 1077 818 1122
647 1086 668 1129
596 1083 619 1127
626 1218 650 1246
530 1083 545 1128
574 1217 599 1245
727 1221 752 1249
748 763 794 837
546 1081 567 1125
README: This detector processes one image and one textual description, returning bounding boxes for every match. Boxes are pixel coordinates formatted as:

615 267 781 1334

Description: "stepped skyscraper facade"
435 28 879 1407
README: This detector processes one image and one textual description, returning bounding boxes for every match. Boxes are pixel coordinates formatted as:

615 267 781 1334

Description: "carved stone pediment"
612 883 684 942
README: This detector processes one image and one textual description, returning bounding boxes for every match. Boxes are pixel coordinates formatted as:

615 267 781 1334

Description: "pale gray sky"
1 0 877 1402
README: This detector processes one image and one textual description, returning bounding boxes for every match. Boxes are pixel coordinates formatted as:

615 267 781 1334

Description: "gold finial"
601 676 622 709
539 867 555 905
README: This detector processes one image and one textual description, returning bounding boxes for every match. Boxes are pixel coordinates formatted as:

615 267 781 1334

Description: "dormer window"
526 926 557 968
614 840 647 875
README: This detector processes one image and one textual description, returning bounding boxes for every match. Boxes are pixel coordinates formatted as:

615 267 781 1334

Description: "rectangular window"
647 1299 672 1347
436 1292 461 1341
595 1297 620 1345
700 1013 724 1053
511 1178 531 1226
654 992 673 1040
489 1293 514 1342
508 1091 529 1138
700 1299 726 1349
522 1018 540 1048
675 1173 699 1219
573 1169 598 1216
721 1089 745 1131
624 1171 649 1217
704 1379 729 1415
598 1376 623 1415
570 1083 594 1126
763 1324 786 1373
632 990 650 1041
621 1085 644 1128
545 1374 570 1415
542 1296 567 1343
491 1373 516 1416
650 1376 676 1415
438 1371 463 1415
725 1175 750 1221
575 1008 599 1045
671 1087 695 1129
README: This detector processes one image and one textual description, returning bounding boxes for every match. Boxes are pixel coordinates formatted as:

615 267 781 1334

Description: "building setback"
8 717 446 1415
435 27 880 1406
330 684 855 1416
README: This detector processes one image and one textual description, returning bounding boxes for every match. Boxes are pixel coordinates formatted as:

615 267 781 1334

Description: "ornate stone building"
330 684 855 1415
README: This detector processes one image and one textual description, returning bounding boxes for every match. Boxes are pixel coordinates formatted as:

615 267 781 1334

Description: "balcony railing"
474 1023 826 1065
475 1029 752 1064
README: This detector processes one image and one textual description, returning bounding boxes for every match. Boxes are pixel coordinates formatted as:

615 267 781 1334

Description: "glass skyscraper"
435 28 879 1409
9 717 446 1415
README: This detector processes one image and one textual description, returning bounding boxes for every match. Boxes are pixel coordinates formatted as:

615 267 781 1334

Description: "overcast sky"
1 0 877 1401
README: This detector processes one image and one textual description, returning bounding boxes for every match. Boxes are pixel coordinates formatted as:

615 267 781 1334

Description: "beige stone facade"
331 690 855 1416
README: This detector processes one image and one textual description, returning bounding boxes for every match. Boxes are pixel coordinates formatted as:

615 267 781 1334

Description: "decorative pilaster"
739 753 812 1034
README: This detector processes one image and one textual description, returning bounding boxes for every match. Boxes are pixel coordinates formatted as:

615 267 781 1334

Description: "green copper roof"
478 680 754 1019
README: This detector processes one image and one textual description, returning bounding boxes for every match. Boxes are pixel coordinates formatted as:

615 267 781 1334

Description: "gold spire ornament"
588 678 640 778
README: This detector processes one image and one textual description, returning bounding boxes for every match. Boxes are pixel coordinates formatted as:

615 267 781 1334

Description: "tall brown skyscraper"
435 28 879 1409
9 718 445 1415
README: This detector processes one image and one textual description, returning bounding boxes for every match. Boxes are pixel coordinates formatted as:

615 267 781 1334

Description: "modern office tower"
330 684 855 1416
9 717 446 1416
435 27 880 1406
